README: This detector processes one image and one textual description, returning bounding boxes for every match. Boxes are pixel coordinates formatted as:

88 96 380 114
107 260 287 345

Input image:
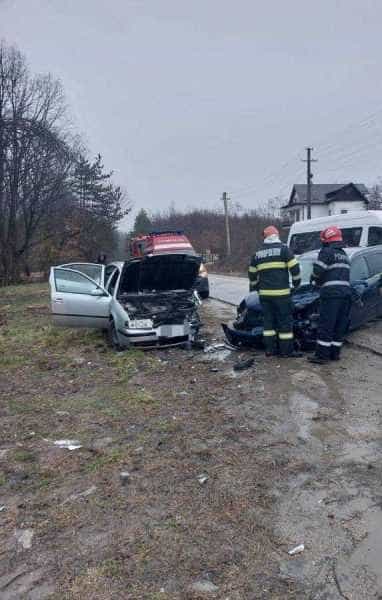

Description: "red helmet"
320 226 343 243
263 225 280 239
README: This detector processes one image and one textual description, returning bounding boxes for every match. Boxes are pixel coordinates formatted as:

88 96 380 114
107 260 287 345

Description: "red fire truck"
130 231 209 298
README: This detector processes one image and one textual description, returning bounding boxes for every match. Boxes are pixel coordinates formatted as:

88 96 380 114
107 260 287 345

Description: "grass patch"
0 472 6 486
13 449 35 462
86 447 127 473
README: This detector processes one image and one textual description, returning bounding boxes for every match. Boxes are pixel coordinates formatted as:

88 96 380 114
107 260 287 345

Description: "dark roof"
283 183 368 208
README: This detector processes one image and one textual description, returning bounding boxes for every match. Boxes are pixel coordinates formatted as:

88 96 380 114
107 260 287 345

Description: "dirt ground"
1 284 382 599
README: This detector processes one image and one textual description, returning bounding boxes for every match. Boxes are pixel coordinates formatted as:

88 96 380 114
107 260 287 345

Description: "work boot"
330 348 341 361
308 355 330 365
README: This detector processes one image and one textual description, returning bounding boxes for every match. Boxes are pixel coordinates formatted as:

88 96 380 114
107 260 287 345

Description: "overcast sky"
2 0 382 229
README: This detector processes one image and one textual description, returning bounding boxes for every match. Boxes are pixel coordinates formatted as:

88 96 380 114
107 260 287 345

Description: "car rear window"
290 227 362 254
365 252 382 277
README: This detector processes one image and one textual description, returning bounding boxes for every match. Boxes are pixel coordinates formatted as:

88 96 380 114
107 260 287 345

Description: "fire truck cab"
129 231 209 298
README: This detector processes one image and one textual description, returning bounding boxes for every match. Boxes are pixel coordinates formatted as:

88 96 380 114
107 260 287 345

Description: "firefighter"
248 225 302 357
308 226 351 364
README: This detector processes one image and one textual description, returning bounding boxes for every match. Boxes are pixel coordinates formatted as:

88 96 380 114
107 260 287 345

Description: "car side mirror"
91 288 105 297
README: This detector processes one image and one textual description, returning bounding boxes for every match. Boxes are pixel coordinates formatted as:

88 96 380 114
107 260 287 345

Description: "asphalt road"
209 273 248 305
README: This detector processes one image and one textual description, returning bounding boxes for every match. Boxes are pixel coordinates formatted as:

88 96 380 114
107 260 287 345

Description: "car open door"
50 267 111 328
58 263 105 286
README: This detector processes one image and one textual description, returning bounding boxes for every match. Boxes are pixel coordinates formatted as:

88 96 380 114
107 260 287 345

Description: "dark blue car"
222 246 382 350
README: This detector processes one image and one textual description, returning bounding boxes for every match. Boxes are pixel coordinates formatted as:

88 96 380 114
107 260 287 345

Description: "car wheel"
107 320 123 351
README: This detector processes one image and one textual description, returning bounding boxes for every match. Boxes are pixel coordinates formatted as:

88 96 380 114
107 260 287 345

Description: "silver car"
49 253 202 349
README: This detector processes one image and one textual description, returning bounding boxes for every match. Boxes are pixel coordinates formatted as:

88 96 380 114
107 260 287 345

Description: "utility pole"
302 147 317 220
222 191 231 256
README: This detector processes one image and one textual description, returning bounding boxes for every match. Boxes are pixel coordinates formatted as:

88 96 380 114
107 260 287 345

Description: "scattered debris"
134 446 144 454
233 357 255 371
209 367 220 372
0 505 6 512
15 528 34 550
187 579 219 594
197 474 209 485
0 449 9 459
204 343 227 353
288 543 305 556
63 485 97 504
120 471 131 485
56 410 70 417
179 391 189 397
54 440 82 451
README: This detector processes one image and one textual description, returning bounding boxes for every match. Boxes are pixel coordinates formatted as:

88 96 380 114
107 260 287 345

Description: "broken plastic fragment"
54 440 82 450
197 474 208 485
288 543 304 555
120 471 130 485
15 528 34 549
204 343 227 353
64 485 97 504
233 357 255 371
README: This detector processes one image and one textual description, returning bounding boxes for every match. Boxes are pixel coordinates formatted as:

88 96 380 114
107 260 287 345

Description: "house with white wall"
282 183 369 224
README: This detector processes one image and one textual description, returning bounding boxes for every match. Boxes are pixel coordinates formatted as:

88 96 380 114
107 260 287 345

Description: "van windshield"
290 227 362 254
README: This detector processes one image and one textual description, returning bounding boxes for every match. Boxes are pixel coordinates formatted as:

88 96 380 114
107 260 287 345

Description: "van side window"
365 252 382 277
350 257 369 282
342 227 362 247
368 227 382 247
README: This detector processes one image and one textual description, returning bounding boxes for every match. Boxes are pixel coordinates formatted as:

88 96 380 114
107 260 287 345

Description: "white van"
287 211 382 255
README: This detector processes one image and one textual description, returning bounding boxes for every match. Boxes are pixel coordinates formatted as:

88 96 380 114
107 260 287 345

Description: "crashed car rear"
222 247 382 350
50 253 202 349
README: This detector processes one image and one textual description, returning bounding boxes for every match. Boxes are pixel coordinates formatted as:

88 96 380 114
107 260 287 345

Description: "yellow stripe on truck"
263 330 276 336
258 289 290 297
248 266 258 273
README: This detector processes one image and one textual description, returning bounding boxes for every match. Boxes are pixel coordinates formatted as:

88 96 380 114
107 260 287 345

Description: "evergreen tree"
132 209 152 236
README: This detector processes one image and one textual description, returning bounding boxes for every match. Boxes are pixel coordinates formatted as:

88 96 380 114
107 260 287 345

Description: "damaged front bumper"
118 322 196 349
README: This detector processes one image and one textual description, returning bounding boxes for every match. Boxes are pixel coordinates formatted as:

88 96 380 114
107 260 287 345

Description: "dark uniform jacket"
311 243 351 297
248 241 301 296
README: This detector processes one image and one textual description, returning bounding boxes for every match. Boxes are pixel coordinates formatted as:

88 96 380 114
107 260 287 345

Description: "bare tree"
0 41 76 283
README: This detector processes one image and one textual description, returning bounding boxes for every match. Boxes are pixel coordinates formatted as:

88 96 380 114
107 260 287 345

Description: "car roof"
299 246 382 261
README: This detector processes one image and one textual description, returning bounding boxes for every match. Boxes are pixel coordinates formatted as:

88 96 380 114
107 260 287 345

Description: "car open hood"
119 253 201 294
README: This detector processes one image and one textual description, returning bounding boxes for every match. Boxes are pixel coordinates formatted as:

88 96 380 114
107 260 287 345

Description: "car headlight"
199 263 208 278
127 319 153 329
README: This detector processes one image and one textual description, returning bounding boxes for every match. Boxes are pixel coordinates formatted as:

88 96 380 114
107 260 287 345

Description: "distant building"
282 183 369 224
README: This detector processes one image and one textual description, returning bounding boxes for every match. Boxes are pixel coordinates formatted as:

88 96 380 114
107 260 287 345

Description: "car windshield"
290 227 362 254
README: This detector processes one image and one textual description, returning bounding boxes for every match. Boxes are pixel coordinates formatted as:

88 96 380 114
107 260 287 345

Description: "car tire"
199 291 209 299
107 320 123 351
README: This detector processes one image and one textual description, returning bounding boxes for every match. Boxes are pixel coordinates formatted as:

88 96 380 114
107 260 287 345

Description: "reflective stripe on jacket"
311 243 351 297
248 242 301 296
